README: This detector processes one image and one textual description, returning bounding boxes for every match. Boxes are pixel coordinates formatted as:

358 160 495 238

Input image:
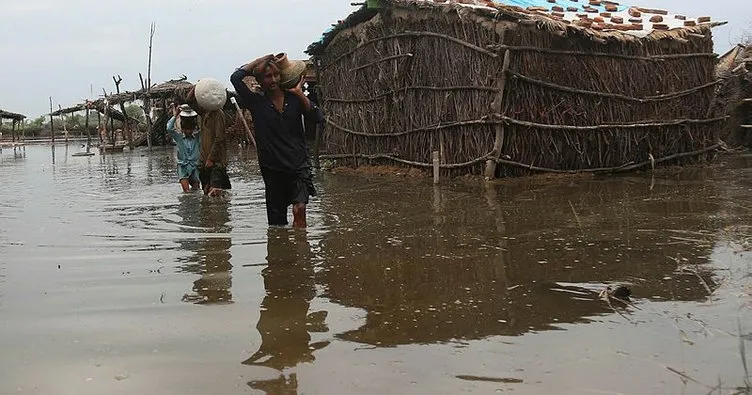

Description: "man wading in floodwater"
230 54 323 228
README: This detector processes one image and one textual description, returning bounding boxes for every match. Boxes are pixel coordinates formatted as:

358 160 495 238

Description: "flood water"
1 144 751 395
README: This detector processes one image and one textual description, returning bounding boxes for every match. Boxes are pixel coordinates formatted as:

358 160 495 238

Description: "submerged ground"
1 144 751 394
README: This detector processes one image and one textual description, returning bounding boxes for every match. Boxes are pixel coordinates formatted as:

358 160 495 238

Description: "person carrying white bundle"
186 78 232 197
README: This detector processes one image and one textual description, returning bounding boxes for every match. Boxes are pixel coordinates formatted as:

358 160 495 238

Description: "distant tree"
66 114 84 129
30 116 46 127
125 104 146 124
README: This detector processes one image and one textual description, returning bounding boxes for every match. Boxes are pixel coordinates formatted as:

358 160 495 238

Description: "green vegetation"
125 104 146 124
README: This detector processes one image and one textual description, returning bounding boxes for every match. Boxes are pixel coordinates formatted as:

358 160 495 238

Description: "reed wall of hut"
309 1 724 177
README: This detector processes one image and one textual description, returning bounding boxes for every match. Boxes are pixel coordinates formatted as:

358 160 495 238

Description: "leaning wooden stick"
230 97 256 147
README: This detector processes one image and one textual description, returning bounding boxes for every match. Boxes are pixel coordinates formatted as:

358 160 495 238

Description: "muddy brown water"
0 144 751 394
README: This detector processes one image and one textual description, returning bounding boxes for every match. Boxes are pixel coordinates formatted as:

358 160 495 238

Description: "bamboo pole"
325 116 501 137
349 53 413 73
508 71 719 103
145 22 155 150
485 50 511 180
49 97 55 145
500 115 728 131
326 115 725 138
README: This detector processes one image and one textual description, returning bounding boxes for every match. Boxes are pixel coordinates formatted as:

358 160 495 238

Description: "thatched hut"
0 109 27 142
307 0 727 178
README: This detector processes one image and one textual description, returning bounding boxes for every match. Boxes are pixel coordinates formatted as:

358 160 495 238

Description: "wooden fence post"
433 151 440 184
484 49 511 180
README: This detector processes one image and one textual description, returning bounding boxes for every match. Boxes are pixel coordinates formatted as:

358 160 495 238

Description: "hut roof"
0 109 26 121
49 77 195 119
717 44 751 75
50 101 126 122
104 77 195 106
307 0 725 55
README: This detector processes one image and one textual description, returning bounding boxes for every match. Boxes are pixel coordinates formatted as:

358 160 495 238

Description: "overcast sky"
0 0 748 119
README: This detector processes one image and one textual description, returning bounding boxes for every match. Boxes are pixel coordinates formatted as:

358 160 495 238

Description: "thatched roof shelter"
50 77 194 116
307 0 727 177
50 101 127 122
0 109 26 121
105 77 195 106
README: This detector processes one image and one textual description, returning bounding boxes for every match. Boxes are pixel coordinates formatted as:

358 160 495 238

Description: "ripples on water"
0 144 750 394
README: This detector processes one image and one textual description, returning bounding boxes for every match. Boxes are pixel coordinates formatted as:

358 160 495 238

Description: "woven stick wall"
312 2 723 177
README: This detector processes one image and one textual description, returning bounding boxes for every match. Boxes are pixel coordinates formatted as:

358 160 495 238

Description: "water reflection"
0 227 5 307
178 195 234 305
0 145 748 395
317 174 720 346
244 228 329 392
0 147 26 160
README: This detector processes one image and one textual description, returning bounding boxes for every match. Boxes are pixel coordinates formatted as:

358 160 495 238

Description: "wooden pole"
109 114 115 144
484 50 511 181
49 97 55 145
145 22 155 150
230 97 256 147
11 120 16 143
85 104 91 153
143 96 153 149
113 75 132 148
59 105 69 145
432 151 440 185
439 130 445 165
101 89 110 150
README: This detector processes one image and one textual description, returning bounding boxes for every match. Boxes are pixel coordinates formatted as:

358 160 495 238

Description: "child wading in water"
167 104 201 192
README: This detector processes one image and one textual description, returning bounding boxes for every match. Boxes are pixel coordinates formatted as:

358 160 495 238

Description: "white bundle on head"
194 78 227 111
